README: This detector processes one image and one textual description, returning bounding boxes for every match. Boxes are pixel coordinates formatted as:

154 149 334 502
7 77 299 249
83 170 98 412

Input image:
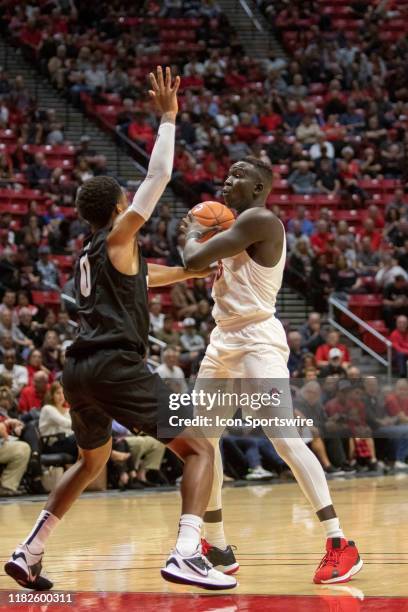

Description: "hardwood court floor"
0 474 407 609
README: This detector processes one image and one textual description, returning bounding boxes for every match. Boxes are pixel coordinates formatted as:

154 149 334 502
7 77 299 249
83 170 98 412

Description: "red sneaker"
201 538 239 574
314 538 363 584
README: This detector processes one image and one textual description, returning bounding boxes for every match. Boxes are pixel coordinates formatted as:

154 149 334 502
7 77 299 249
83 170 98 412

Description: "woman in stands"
39 382 77 461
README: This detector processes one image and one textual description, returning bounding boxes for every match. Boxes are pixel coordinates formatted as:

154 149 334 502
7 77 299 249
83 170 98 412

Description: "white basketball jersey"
211 231 286 329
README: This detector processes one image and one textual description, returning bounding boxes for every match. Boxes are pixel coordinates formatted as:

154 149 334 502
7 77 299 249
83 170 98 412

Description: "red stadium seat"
348 295 383 320
31 291 61 307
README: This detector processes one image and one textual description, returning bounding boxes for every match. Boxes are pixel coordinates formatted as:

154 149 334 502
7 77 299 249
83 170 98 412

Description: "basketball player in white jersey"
181 157 363 584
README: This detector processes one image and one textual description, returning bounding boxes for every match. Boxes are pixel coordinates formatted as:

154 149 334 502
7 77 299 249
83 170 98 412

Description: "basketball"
191 201 235 242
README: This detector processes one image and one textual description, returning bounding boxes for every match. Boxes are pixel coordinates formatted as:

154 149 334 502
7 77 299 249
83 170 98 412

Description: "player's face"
222 162 259 212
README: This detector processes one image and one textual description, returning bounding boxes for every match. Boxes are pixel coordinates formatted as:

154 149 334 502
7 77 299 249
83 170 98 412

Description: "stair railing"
328 296 393 384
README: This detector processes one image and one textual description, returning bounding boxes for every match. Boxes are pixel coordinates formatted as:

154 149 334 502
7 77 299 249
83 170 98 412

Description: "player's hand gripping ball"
189 201 236 242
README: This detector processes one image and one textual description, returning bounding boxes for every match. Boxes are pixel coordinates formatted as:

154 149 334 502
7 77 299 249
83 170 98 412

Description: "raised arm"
107 67 180 248
147 263 212 287
182 207 282 270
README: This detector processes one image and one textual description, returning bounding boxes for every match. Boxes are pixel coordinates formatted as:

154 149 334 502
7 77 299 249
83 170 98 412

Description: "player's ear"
254 183 264 195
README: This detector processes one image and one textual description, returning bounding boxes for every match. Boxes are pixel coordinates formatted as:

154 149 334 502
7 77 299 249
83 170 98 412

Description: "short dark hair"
243 156 273 190
76 176 123 228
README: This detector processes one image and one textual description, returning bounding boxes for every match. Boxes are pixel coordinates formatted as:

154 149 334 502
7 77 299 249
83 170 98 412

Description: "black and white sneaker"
201 538 239 574
161 548 237 590
4 545 53 590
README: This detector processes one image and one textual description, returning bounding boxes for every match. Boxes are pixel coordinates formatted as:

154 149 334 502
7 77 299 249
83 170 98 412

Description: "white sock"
22 510 60 555
176 514 202 557
321 517 344 540
204 520 227 550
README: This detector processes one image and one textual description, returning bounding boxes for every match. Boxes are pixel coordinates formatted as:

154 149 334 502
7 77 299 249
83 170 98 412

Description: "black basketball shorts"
62 349 187 450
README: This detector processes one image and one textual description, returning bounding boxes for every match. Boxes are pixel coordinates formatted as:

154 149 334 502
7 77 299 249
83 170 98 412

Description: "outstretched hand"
149 66 180 115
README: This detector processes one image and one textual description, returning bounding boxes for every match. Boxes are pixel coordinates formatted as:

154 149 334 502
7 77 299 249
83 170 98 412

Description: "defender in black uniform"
5 67 236 592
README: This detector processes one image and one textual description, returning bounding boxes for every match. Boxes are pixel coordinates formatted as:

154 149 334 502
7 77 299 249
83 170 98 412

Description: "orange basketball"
191 201 235 242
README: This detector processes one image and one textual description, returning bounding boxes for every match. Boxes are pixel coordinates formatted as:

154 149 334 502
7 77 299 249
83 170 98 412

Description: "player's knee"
271 437 303 462
80 443 111 477
198 437 215 462
172 437 214 463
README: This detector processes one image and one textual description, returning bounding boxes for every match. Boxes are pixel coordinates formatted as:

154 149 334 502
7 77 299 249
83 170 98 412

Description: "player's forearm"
129 113 176 222
148 263 193 287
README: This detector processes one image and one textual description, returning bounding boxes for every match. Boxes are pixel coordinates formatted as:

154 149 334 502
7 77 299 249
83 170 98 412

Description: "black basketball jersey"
67 228 149 357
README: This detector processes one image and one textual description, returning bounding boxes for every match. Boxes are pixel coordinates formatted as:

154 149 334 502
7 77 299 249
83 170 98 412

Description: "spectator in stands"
386 188 408 219
0 415 30 496
107 65 129 95
26 349 51 384
18 370 49 413
287 206 314 237
315 330 351 369
156 347 188 394
386 379 408 426
363 377 408 469
318 348 347 379
0 310 33 354
286 222 311 252
376 251 408 287
170 281 198 319
266 128 291 164
316 157 340 195
287 331 306 378
388 219 408 250
17 308 43 348
149 296 165 335
296 115 322 146
382 275 408 330
310 220 332 256
151 220 171 259
128 112 154 150
39 381 77 461
222 427 278 481
155 315 180 347
73 158 94 184
34 246 59 290
26 152 51 188
390 315 408 377
399 239 408 271
356 236 380 275
179 317 205 374
41 330 63 374
342 384 379 470
310 134 335 162
112 420 166 487
357 218 382 252
288 160 318 194
0 349 28 396
332 255 362 302
295 381 347 474
225 133 251 162
299 312 325 354
287 238 313 291
309 253 333 313
0 290 18 323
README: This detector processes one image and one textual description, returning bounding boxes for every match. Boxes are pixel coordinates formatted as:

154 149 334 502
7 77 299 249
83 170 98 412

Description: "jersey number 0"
79 254 91 297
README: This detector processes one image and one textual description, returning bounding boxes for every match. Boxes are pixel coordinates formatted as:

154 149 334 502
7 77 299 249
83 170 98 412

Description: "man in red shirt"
357 218 382 251
386 378 408 421
390 315 408 377
259 104 282 133
18 371 49 413
310 220 333 256
315 330 351 368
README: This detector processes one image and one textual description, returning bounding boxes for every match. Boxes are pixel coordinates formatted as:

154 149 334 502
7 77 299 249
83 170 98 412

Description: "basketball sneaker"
4 544 53 590
161 548 237 590
314 538 363 584
201 538 239 574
